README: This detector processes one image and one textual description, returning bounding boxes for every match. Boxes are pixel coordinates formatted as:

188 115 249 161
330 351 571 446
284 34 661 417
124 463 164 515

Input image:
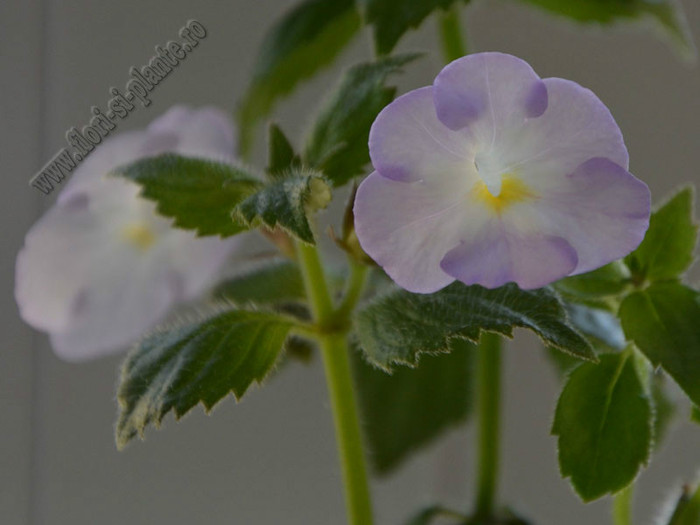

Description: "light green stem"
474 333 502 519
612 486 633 525
295 241 373 525
335 261 369 320
439 5 468 62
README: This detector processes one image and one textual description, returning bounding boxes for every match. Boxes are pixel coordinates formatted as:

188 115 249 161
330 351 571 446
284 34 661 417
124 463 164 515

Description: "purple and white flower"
16 106 239 361
354 52 650 293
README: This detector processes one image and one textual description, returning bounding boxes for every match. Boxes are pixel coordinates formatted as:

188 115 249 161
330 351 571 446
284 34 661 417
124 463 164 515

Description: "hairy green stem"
295 241 373 525
439 5 468 62
612 486 633 525
474 333 502 519
335 261 369 320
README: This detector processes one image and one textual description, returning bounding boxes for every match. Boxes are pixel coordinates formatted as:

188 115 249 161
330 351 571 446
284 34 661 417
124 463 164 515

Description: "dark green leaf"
355 282 595 369
517 0 696 59
234 168 331 244
620 282 700 408
116 307 293 449
267 123 300 178
666 483 700 525
112 154 261 237
626 187 697 282
353 338 474 474
552 352 653 501
692 406 700 425
212 259 305 304
304 54 419 187
237 0 361 154
359 0 469 55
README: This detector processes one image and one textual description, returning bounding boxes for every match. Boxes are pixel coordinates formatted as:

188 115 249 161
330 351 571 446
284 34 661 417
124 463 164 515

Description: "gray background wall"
1 1 699 524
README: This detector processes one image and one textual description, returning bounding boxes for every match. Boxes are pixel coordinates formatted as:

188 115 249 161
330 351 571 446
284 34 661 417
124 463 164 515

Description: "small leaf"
355 282 595 369
237 0 361 154
112 154 261 237
666 482 700 525
304 54 419 187
552 352 653 502
626 187 697 282
556 261 631 301
212 259 305 304
516 0 696 60
267 123 300 178
620 282 700 408
234 168 331 244
359 0 470 55
116 306 293 449
353 338 474 474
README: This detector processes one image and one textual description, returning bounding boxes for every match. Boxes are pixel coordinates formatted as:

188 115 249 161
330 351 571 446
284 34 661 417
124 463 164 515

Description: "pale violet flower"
354 52 650 293
16 106 240 360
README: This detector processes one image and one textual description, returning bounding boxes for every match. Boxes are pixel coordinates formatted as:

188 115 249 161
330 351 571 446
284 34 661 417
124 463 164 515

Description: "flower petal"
535 157 650 274
440 225 578 290
369 86 475 183
433 52 547 139
354 171 485 293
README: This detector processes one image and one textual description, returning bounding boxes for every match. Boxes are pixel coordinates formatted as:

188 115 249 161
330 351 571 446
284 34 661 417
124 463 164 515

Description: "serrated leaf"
552 352 653 502
234 168 331 244
666 483 700 525
626 187 697 282
267 123 300 178
116 307 293 449
517 0 696 59
112 154 261 237
237 0 361 154
353 338 474 474
620 282 700 408
212 259 305 305
355 282 595 369
303 54 419 187
359 0 469 55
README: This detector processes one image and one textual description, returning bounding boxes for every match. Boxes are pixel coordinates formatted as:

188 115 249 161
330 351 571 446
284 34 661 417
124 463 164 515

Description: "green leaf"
552 352 653 502
116 306 294 449
236 0 361 154
666 483 700 525
692 406 700 425
355 282 595 369
556 261 631 301
212 259 305 304
267 123 300 178
516 0 696 59
620 282 700 408
651 373 677 450
303 54 419 187
234 168 331 244
626 187 697 282
112 154 261 237
359 0 469 55
353 338 474 474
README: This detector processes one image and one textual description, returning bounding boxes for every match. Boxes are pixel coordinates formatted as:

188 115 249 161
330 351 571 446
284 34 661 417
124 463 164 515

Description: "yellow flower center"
121 223 156 250
471 173 534 214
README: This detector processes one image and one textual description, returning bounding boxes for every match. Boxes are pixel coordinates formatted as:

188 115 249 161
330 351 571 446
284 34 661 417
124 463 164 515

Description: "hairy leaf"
112 154 261 237
626 187 697 282
116 307 293 449
620 282 700 408
355 282 595 369
212 259 305 304
353 338 474 474
237 0 361 154
552 352 652 501
234 168 331 244
267 123 300 178
359 0 469 55
304 54 418 187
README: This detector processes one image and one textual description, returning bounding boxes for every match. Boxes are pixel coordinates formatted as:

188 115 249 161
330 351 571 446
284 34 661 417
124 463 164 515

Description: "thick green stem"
335 261 369 320
295 241 373 525
474 333 502 520
612 486 633 525
439 5 468 62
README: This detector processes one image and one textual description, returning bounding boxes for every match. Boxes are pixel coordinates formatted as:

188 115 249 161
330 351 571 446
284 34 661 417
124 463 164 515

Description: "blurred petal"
369 87 475 183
